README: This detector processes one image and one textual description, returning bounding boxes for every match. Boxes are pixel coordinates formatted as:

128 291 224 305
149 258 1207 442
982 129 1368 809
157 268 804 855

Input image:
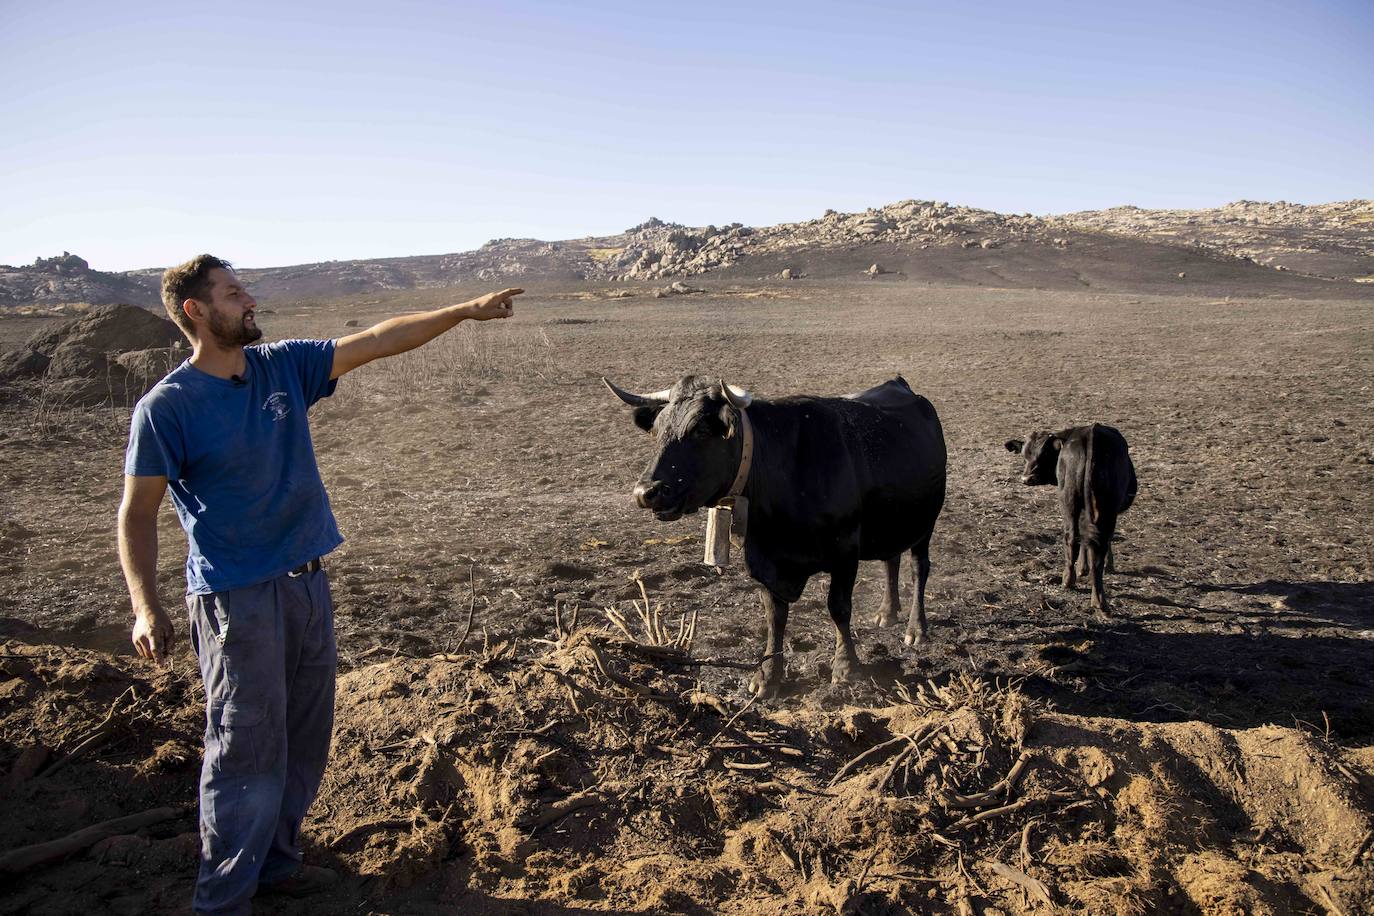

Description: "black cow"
605 374 946 698
1004 423 1138 613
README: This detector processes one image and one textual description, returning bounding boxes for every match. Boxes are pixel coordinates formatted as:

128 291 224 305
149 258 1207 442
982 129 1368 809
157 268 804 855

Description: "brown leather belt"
287 558 323 577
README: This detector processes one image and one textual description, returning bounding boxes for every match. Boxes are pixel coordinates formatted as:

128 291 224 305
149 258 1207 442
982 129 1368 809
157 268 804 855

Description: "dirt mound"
0 304 185 405
3 615 1371 915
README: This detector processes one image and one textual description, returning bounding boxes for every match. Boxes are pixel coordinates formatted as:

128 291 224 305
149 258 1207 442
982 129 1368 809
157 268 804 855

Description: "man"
117 254 520 915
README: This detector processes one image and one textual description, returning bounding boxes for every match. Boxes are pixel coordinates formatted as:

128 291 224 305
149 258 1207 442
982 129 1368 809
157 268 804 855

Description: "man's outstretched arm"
119 474 175 661
330 287 523 380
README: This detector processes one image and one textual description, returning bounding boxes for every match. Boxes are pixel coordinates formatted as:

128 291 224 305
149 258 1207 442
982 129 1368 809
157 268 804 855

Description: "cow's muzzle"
633 479 662 508
634 480 687 520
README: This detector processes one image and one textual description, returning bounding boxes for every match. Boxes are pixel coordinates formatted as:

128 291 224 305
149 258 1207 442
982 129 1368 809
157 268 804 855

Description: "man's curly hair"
161 254 232 337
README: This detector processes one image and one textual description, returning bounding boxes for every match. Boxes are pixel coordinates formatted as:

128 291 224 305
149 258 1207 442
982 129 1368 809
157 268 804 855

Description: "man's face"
198 268 261 347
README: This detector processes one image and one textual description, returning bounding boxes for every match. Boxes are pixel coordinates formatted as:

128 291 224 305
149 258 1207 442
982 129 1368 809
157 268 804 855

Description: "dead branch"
830 721 940 788
852 844 882 900
689 690 731 717
942 752 1036 809
1020 820 1037 868
40 687 139 780
553 602 580 643
984 859 1055 909
715 741 805 758
876 741 919 795
603 606 636 641
329 816 422 849
755 779 835 797
723 759 772 772
703 692 758 749
576 642 665 700
454 563 477 652
604 580 696 652
958 850 989 897
1348 828 1373 870
357 644 419 661
0 806 184 875
610 638 758 671
536 664 617 707
950 792 1082 831
830 735 910 787
521 788 607 832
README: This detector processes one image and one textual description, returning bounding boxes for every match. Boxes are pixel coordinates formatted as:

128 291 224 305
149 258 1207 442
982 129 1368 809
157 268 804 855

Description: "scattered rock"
1178 272 1187 279
653 281 705 298
866 264 885 277
345 319 360 327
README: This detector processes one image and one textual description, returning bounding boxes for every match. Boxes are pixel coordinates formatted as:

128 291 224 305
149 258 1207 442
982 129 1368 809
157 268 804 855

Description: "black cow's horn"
720 380 753 409
602 377 672 407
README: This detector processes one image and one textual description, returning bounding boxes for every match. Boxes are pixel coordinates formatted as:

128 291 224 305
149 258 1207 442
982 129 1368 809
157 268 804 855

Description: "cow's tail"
1085 423 1099 524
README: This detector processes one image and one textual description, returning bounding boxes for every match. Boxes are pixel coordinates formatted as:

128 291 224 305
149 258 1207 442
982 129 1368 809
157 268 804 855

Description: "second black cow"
606 374 947 698
1004 423 1138 613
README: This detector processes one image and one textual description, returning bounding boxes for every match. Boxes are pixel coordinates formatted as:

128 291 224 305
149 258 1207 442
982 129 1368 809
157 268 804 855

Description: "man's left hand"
464 288 523 321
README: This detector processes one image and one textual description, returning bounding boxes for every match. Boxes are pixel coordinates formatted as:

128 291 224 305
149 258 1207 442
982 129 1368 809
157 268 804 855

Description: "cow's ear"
1048 436 1063 451
717 404 738 438
1004 439 1023 453
632 405 661 432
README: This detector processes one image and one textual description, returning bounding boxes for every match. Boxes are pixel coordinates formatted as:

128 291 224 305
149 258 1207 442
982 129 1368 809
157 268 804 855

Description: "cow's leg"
1062 520 1080 590
1105 539 1116 573
904 537 932 647
876 555 901 627
827 557 862 684
1076 542 1088 577
749 588 790 699
1090 518 1116 615
1087 543 1109 614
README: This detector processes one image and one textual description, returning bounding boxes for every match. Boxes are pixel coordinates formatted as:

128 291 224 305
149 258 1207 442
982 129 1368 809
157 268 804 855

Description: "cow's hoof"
1062 575 1076 590
875 612 899 628
831 661 860 684
749 673 782 700
1093 601 1112 619
903 629 926 647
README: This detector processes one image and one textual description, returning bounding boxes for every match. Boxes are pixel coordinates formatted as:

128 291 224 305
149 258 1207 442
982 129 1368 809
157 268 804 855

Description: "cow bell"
704 497 749 568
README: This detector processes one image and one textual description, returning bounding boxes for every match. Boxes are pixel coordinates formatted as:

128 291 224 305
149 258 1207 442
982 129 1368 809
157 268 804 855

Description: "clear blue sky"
3 0 1370 271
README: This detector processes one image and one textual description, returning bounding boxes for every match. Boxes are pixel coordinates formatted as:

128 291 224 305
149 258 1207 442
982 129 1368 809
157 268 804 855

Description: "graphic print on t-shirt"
263 392 290 421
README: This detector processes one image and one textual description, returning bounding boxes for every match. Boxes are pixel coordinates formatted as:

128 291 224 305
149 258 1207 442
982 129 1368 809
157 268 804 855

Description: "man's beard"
207 309 262 347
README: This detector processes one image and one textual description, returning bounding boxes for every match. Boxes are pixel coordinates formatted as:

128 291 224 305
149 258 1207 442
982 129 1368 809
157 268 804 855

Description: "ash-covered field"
1 278 1371 914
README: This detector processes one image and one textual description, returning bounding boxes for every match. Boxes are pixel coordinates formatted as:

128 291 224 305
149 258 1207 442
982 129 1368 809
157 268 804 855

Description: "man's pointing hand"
465 288 523 321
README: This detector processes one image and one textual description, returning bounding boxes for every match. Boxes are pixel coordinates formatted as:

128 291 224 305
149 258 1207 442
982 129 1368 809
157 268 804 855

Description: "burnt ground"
0 277 1372 914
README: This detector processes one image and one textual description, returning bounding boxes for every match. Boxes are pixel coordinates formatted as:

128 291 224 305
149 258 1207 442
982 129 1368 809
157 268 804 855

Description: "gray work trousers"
186 567 336 916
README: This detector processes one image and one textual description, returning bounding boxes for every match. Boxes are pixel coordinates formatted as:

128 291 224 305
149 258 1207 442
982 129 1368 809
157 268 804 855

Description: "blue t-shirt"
124 339 344 595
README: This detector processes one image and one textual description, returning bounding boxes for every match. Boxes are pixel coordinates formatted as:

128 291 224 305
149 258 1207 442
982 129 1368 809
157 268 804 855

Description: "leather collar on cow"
719 407 754 505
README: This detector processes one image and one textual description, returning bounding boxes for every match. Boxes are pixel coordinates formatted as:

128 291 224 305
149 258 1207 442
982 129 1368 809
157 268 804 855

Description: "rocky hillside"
4 199 1371 308
1053 199 1374 281
0 253 158 310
